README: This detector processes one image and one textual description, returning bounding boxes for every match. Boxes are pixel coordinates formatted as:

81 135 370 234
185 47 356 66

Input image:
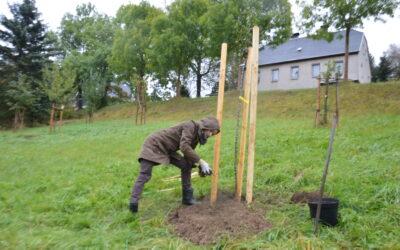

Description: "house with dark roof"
258 29 371 91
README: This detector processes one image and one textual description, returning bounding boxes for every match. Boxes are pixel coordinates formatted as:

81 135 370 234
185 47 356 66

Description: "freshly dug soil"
168 192 271 245
290 191 321 204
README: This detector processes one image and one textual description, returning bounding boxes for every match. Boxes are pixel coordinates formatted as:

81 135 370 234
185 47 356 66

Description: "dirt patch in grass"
168 192 271 245
290 191 321 204
19 134 38 139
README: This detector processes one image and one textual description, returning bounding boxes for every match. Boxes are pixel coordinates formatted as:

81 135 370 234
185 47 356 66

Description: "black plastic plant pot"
308 197 339 226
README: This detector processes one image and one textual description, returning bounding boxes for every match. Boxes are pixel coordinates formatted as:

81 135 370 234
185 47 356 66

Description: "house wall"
358 36 371 84
258 54 359 91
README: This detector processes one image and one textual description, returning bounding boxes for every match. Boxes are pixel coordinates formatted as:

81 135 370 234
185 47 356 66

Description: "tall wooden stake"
315 77 321 127
246 27 259 204
210 43 228 206
235 47 253 201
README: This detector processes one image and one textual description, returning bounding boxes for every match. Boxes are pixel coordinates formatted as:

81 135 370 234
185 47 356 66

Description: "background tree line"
1 0 398 128
0 0 292 128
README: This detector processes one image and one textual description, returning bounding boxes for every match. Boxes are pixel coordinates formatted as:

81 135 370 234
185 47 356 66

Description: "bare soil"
168 192 271 245
290 191 321 204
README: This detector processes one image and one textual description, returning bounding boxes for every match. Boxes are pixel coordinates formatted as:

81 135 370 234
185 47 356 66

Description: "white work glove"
198 159 213 177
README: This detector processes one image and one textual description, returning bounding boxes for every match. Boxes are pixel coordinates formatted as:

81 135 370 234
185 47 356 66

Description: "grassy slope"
0 82 399 249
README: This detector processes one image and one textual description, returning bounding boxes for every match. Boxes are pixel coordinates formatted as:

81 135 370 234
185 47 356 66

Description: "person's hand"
198 159 212 177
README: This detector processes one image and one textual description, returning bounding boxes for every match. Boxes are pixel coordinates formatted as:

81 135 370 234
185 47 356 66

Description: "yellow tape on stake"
239 96 249 104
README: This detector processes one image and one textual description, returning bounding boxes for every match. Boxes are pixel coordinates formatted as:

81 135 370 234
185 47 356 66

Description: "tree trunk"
323 84 329 125
77 86 83 110
49 103 55 132
135 79 146 125
13 110 19 131
344 27 350 81
142 80 147 124
194 59 202 98
196 74 202 98
20 109 25 129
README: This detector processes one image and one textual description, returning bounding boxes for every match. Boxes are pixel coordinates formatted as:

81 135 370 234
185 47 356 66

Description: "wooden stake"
210 43 228 206
235 47 253 201
315 77 321 127
246 27 259 204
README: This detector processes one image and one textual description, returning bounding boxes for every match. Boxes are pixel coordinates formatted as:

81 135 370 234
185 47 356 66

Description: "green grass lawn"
1 82 399 249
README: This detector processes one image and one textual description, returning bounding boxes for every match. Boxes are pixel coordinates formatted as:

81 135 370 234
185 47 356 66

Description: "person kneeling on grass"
129 116 220 213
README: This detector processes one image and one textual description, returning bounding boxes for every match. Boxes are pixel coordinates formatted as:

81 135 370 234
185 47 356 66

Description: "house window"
291 66 299 80
312 64 320 78
271 68 279 82
335 61 344 77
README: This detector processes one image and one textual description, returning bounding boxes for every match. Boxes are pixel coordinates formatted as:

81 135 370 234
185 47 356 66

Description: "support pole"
210 43 228 206
335 74 339 126
235 47 253 201
314 115 338 235
246 27 259 204
315 77 321 127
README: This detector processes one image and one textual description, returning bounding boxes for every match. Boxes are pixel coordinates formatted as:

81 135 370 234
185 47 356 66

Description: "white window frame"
291 66 299 80
271 68 279 82
312 63 320 78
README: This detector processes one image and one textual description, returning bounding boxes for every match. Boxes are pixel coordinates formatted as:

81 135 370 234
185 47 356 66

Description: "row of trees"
371 44 400 82
0 0 292 128
1 0 399 128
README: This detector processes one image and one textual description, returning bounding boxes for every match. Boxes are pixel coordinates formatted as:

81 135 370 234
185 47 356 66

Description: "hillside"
0 81 399 248
95 81 400 122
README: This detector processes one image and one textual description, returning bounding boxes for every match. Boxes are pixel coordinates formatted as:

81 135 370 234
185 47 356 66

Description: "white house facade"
258 29 371 91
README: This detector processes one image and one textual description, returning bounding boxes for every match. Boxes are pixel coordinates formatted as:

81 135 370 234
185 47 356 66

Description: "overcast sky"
1 0 399 62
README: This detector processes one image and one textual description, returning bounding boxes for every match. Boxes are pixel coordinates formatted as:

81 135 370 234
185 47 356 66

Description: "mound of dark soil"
290 191 320 204
168 193 271 245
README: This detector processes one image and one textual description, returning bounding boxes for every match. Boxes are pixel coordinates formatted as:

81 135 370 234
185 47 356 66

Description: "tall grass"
0 81 399 248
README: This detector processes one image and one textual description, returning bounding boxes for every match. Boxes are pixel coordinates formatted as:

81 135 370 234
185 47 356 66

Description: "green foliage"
109 2 163 81
41 64 76 104
377 55 393 82
205 0 292 91
5 75 38 113
150 12 191 96
0 0 58 126
206 0 292 56
0 0 57 81
0 82 399 248
82 70 107 121
166 0 213 97
321 60 336 82
60 3 115 109
299 0 399 36
4 75 38 128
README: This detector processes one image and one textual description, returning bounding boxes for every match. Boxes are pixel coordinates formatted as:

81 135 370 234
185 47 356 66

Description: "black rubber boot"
129 202 138 213
182 188 200 205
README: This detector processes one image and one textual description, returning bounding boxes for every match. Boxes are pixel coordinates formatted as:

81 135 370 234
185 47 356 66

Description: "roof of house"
259 29 365 66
